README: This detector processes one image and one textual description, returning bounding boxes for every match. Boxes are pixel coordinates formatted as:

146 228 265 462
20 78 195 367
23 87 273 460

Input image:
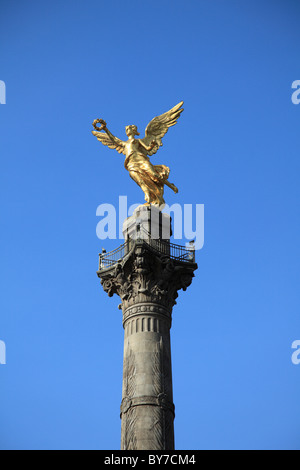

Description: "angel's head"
125 125 140 138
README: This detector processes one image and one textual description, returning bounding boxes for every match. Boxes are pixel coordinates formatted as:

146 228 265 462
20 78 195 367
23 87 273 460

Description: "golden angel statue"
92 101 184 207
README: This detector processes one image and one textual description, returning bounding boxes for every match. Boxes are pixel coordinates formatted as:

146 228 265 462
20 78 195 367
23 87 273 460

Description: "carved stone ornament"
98 241 197 314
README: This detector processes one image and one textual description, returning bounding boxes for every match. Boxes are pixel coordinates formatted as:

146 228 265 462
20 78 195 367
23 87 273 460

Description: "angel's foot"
169 183 178 193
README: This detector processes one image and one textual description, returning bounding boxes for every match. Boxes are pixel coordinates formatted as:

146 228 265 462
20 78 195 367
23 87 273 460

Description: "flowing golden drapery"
125 152 170 206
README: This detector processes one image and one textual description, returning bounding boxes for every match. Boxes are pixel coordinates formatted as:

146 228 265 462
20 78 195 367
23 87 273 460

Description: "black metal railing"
98 242 128 270
144 238 195 263
98 237 195 271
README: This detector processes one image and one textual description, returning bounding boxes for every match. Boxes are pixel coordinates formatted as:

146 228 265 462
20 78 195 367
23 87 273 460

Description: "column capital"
98 240 197 314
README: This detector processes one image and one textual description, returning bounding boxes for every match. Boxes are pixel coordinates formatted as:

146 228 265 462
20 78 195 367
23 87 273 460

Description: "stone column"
121 297 174 450
97 206 197 450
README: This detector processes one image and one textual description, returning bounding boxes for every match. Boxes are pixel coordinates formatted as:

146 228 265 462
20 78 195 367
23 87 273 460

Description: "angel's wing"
141 101 184 155
92 129 126 155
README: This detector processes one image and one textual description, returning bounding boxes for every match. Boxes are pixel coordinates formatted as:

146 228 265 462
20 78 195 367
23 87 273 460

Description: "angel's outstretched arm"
92 119 125 154
96 121 123 148
103 127 122 147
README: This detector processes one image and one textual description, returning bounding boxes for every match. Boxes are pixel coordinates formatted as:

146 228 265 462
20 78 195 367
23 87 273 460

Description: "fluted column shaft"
121 303 174 450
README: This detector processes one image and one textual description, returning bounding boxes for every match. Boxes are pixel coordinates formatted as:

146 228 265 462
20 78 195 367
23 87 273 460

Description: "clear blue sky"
0 0 299 450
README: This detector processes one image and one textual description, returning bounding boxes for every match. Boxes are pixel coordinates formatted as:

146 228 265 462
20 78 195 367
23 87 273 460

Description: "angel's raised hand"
93 119 107 132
